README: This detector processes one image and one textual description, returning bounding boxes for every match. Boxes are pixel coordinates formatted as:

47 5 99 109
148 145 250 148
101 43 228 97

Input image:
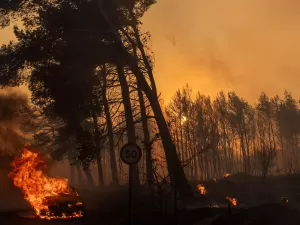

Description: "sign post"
120 143 142 225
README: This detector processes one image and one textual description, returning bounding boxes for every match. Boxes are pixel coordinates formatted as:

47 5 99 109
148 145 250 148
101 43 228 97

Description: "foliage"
166 85 300 179
0 0 156 167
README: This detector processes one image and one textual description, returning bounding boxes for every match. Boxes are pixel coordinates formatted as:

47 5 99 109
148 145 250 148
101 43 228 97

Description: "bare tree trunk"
83 167 95 187
92 110 104 186
116 63 140 187
102 67 119 185
76 164 84 186
179 110 184 162
240 133 248 174
192 126 198 180
144 96 192 197
97 1 192 197
70 164 75 185
96 155 104 185
137 87 153 184
68 148 76 185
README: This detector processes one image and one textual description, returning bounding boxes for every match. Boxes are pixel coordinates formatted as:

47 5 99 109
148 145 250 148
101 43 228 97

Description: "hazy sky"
142 0 300 103
1 0 300 104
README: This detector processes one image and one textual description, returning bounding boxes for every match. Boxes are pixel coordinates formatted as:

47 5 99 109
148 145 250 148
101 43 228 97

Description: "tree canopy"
0 0 194 197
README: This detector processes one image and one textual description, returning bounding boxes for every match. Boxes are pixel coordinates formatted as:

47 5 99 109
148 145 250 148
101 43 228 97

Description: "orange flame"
197 184 207 195
9 149 83 220
226 197 237 206
224 173 230 178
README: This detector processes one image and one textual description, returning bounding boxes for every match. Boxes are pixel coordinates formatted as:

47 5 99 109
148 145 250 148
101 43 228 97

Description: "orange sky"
1 0 300 104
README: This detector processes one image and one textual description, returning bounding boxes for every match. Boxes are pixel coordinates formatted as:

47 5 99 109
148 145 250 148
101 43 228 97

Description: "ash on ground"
212 203 300 225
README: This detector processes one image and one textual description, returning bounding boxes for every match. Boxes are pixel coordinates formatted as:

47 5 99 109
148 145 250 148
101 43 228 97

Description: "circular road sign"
120 143 142 165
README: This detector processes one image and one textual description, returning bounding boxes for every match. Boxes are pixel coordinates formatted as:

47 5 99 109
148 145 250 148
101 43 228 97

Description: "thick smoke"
142 0 300 102
0 88 33 212
0 87 31 156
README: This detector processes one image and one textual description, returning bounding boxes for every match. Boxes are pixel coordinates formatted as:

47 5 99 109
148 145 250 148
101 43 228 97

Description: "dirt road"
0 214 83 225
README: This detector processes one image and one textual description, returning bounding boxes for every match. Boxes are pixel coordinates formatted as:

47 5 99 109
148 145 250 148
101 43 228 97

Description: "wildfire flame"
224 173 230 179
9 149 84 220
226 197 238 207
197 184 207 195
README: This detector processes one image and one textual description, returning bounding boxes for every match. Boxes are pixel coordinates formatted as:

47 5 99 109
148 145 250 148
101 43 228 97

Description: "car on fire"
40 187 86 219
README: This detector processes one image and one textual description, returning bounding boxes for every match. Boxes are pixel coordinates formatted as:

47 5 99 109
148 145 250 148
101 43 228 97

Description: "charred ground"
2 173 300 225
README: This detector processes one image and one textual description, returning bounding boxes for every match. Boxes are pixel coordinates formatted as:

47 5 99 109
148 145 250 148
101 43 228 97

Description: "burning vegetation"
224 173 230 179
226 197 238 207
9 149 84 220
197 184 207 195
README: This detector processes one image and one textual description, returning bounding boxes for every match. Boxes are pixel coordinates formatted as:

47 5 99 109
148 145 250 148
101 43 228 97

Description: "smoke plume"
142 0 300 102
0 87 31 156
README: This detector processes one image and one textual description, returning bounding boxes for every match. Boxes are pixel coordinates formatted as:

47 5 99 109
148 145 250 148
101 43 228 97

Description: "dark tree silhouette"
0 0 193 197
166 85 300 180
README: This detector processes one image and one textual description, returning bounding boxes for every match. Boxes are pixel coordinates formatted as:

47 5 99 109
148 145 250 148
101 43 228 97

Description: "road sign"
120 143 142 165
120 143 142 225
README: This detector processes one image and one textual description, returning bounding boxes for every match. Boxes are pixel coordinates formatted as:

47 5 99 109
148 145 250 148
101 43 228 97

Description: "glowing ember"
9 149 84 220
224 173 230 179
226 197 238 206
197 184 207 195
209 203 219 208
280 197 288 204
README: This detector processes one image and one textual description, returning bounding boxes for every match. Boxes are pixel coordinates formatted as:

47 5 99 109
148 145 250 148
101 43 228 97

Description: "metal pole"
228 202 231 216
129 164 132 225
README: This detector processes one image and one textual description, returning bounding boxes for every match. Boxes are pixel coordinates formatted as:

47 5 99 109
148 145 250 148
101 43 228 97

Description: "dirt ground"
211 203 300 225
2 173 300 224
190 173 300 209
74 173 300 224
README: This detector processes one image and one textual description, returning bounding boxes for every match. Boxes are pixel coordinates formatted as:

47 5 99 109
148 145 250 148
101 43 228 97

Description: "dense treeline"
165 85 300 182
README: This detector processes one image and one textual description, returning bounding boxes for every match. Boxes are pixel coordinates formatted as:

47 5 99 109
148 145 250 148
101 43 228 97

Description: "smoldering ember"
0 1 300 225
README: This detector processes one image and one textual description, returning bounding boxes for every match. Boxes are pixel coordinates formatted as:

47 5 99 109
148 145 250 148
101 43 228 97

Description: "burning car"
40 187 85 219
9 149 86 220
